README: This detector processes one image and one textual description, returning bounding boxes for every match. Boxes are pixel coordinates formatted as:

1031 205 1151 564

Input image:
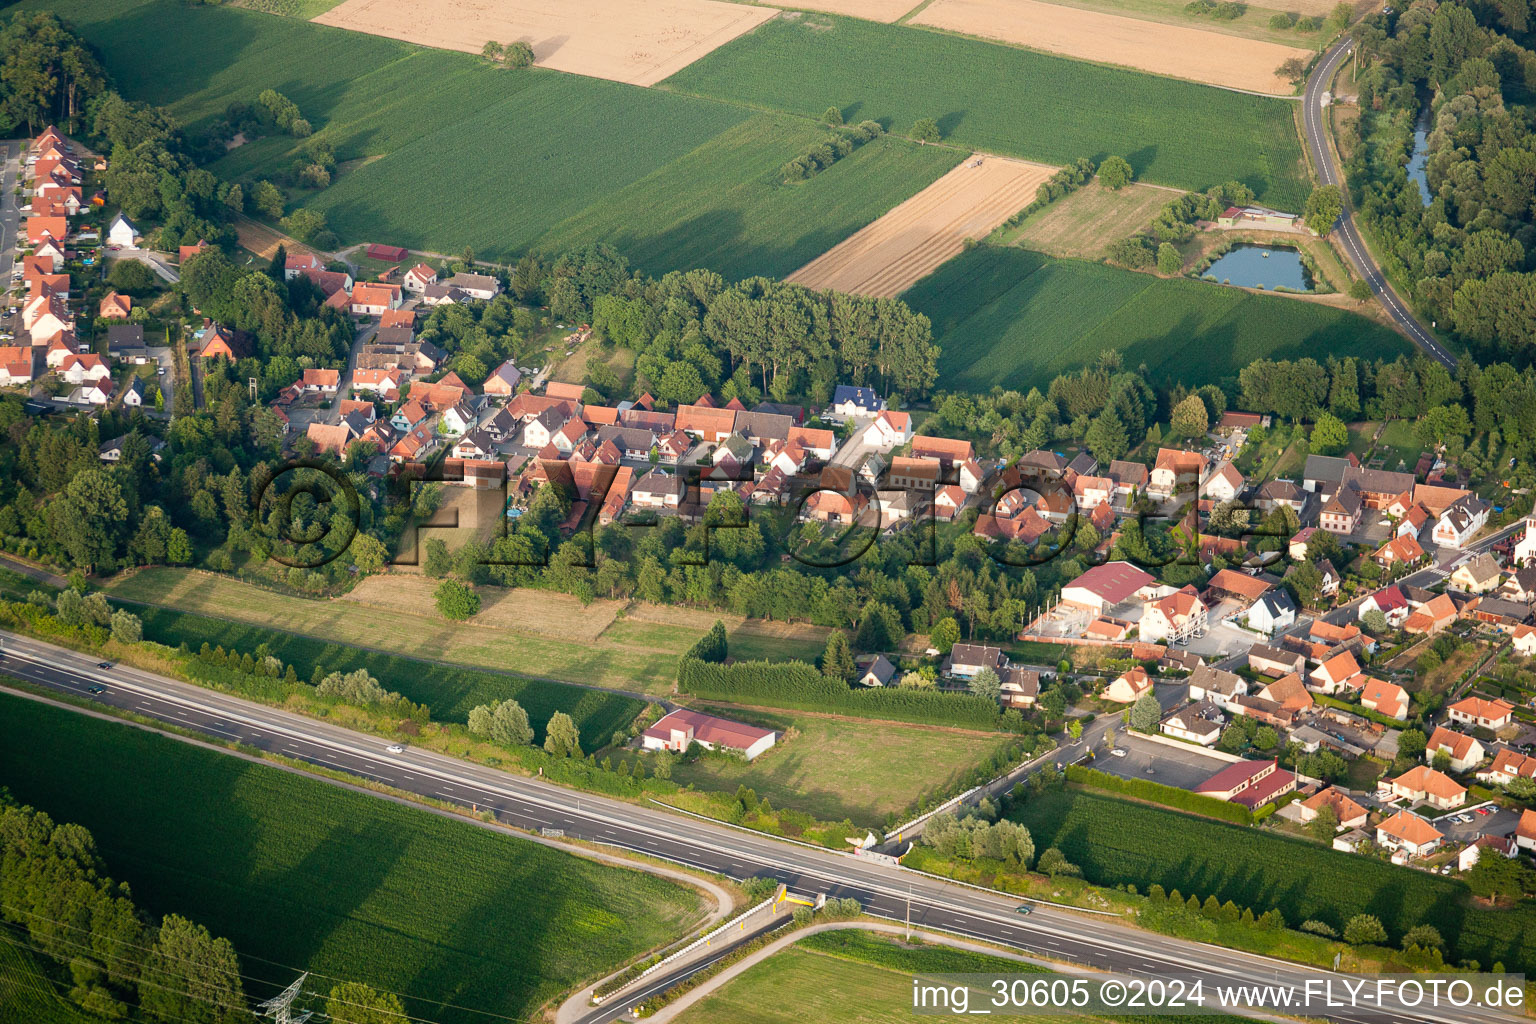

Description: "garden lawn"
128 604 645 749
1011 788 1536 973
665 710 1014 824
21 0 956 278
0 694 706 1024
904 246 1410 392
663 13 1311 209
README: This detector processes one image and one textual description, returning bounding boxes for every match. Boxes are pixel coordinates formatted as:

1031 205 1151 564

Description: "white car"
1110 748 1127 757
385 743 406 754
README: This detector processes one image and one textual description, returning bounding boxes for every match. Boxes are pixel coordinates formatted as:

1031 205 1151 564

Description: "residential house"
1375 811 1444 859
859 409 912 448
301 368 340 395
483 359 522 397
1160 701 1224 746
829 384 884 420
1358 586 1410 628
1253 479 1306 514
1187 664 1247 709
632 470 684 510
1460 833 1518 871
641 709 776 761
1426 727 1484 773
66 379 113 406
350 283 402 316
855 654 897 688
1104 667 1153 703
445 272 500 300
98 291 132 320
1247 643 1304 677
306 421 355 457
1341 465 1417 509
1451 553 1503 594
1288 527 1318 560
1360 678 1410 721
1465 596 1533 628
947 644 1006 680
1480 748 1536 787
1139 588 1207 645
1148 448 1208 499
1255 672 1313 712
1389 765 1466 810
1248 591 1296 635
1431 495 1490 550
1201 462 1245 503
58 353 110 384
106 212 136 247
1309 649 1363 694
1297 787 1368 830
1107 459 1148 501
1374 534 1426 569
734 410 794 447
1206 569 1273 606
1403 593 1458 635
1319 484 1364 535
1513 624 1536 657
403 264 438 292
1073 474 1115 510
1000 667 1040 709
786 426 836 460
0 346 37 386
1447 696 1515 730
910 435 974 467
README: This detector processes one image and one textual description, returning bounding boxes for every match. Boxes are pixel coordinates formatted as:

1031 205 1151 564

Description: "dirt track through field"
312 0 777 86
785 155 1055 297
910 0 1312 94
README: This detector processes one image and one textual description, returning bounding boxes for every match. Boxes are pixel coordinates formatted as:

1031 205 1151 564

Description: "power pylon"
258 972 314 1024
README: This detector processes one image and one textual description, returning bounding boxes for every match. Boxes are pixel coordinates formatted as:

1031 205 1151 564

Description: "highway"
0 628 1522 1024
1302 39 1456 368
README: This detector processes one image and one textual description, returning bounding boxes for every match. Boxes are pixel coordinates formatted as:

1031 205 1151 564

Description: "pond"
1406 108 1431 205
1201 244 1312 292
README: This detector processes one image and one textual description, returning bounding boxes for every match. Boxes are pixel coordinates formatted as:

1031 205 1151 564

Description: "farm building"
641 709 776 761
366 243 409 261
1216 206 1298 229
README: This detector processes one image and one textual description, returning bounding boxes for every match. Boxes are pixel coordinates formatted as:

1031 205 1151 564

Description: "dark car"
87 686 104 695
97 662 112 669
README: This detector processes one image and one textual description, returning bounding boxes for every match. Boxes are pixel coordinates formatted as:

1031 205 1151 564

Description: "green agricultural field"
1012 788 1536 973
129 604 645 749
0 937 111 1024
22 0 957 279
903 246 1409 392
0 694 706 1024
663 13 1310 209
665 710 1013 824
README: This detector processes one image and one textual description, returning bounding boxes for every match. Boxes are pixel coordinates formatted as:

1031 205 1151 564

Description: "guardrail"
591 892 778 1004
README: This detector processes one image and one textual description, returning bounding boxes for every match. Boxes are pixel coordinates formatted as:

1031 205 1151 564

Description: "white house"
829 384 885 421
1432 495 1490 550
1375 810 1443 859
403 263 438 293
1200 462 1245 503
640 709 776 761
859 409 912 448
107 212 137 247
1247 590 1296 636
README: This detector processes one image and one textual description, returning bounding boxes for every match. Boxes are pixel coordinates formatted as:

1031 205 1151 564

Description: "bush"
1065 765 1253 824
435 579 480 620
1344 913 1388 946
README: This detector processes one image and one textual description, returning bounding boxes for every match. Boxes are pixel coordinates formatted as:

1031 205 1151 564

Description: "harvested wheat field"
767 0 921 20
343 574 627 643
236 215 316 259
910 0 1312 94
786 155 1055 298
312 0 777 86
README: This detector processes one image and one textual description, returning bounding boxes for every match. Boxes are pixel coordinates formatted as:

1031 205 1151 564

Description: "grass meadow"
663 13 1312 209
903 246 1409 392
1013 788 1536 973
23 0 958 278
664 709 1013 823
128 604 645 749
0 694 706 1024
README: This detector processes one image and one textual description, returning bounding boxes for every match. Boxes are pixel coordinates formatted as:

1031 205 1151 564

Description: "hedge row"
677 655 1004 730
1065 765 1254 824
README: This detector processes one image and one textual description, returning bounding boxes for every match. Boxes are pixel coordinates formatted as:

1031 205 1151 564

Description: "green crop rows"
0 694 703 1024
130 604 644 748
1012 789 1536 972
663 14 1311 210
903 246 1409 392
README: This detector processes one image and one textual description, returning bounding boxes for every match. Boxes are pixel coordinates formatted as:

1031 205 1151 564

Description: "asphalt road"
1303 40 1456 368
0 629 1520 1024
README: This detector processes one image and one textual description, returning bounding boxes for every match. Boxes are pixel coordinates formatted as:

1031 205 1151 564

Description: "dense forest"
1348 0 1536 359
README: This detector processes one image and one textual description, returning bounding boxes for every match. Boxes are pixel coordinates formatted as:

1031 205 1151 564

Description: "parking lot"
1433 803 1519 844
1092 732 1229 791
